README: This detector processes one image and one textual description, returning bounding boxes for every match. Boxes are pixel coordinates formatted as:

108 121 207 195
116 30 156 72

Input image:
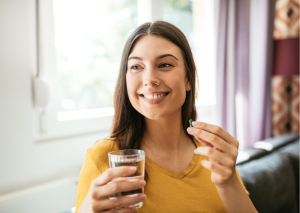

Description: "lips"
139 92 170 105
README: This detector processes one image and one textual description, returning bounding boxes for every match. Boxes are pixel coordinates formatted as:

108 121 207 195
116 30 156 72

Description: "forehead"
128 35 183 59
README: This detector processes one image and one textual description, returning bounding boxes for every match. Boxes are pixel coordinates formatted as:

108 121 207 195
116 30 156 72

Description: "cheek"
126 73 140 104
168 75 187 98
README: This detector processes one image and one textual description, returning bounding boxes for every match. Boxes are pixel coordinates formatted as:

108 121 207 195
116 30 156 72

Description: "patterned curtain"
272 0 300 136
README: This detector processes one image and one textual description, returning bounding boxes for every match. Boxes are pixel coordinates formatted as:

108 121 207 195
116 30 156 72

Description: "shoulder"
76 139 119 211
88 138 118 155
86 138 119 170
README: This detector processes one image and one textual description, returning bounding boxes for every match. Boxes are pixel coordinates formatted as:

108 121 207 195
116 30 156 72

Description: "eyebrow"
128 54 179 61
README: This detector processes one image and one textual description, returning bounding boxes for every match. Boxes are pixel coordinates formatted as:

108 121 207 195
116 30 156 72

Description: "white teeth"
144 93 167 99
144 95 153 99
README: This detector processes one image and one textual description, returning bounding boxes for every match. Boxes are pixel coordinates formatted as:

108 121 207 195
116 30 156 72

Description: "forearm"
216 176 258 213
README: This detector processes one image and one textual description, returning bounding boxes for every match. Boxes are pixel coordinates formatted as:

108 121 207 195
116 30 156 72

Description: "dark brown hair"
110 21 198 150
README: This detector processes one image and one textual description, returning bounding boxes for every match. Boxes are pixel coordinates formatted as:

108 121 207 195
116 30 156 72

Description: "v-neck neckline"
145 138 201 179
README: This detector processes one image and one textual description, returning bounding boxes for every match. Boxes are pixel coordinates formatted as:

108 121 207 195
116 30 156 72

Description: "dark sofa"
237 134 299 213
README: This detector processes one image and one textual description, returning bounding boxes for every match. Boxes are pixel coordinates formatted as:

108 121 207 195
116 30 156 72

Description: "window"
53 0 138 112
35 0 216 142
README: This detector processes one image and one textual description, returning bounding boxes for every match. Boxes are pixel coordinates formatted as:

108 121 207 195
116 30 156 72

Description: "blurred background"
0 0 299 212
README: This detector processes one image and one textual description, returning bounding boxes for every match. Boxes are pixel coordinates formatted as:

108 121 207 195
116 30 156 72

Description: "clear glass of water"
108 149 145 209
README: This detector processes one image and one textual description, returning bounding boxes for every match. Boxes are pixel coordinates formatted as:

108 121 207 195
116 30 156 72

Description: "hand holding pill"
187 121 239 188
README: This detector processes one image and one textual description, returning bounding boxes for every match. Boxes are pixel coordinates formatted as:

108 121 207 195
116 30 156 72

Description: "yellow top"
75 138 249 213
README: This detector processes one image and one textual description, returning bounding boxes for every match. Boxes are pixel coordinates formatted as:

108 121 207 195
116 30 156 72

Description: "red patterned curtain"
272 0 300 136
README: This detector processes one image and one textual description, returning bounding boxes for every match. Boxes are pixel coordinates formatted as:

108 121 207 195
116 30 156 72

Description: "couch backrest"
237 141 299 213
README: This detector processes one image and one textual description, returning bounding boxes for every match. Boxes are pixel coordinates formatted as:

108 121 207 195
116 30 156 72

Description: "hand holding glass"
78 165 145 213
108 149 146 209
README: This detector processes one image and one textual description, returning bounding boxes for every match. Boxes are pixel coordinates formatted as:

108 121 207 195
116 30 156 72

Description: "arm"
215 175 257 213
187 122 258 213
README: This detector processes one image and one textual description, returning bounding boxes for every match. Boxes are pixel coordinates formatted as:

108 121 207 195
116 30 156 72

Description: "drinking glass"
108 149 145 209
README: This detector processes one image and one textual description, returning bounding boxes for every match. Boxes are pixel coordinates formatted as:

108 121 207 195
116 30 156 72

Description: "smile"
139 92 170 104
143 93 167 99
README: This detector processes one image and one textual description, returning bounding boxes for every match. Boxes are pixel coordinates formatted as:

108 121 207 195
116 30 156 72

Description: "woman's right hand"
78 166 146 213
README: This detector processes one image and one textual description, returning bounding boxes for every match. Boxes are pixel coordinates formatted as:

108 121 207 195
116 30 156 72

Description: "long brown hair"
110 21 198 150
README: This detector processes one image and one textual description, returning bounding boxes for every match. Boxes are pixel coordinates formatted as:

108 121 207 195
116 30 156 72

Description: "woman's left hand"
187 121 239 188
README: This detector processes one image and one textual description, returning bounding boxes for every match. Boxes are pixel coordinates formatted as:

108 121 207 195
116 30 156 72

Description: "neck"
141 109 193 157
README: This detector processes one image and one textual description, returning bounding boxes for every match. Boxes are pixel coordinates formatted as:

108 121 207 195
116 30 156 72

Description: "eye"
159 63 173 68
130 65 142 70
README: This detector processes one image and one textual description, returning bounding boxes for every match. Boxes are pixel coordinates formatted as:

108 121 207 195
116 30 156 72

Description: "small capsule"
189 119 193 127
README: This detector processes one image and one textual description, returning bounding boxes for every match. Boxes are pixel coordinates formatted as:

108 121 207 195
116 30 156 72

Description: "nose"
142 68 160 87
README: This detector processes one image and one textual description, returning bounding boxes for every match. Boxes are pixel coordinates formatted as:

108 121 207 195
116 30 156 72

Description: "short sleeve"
75 139 116 213
235 167 250 196
75 152 102 212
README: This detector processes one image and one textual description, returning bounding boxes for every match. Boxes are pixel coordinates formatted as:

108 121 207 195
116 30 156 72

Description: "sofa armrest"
253 134 299 151
237 148 268 165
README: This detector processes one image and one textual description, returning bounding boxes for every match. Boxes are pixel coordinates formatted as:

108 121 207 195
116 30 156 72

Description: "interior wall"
0 0 107 196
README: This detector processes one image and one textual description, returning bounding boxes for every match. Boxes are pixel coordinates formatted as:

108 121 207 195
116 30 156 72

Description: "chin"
139 106 181 121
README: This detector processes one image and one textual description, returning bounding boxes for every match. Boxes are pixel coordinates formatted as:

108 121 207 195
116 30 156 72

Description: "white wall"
0 0 107 196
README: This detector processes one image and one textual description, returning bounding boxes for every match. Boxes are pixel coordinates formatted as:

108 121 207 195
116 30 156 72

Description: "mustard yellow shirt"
75 138 249 213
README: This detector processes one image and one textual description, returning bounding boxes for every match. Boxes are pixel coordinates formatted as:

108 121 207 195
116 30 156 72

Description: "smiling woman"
111 22 197 151
75 21 257 213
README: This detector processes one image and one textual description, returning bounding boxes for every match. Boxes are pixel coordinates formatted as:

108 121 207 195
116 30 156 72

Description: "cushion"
237 152 297 213
278 140 299 212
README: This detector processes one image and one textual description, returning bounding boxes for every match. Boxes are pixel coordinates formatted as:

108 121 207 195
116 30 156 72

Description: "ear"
186 80 191 91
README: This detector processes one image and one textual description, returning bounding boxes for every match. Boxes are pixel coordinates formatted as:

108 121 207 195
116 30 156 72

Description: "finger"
195 147 235 167
92 193 146 212
101 206 136 213
209 158 221 164
195 137 224 163
93 179 146 199
192 121 239 147
188 127 231 153
111 175 144 183
195 136 223 154
209 148 224 165
94 167 137 186
194 136 214 148
201 160 232 177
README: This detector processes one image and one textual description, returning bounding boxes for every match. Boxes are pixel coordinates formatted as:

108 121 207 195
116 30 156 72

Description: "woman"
76 21 258 213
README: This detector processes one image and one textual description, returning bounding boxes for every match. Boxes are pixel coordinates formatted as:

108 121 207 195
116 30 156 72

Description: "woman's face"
126 35 190 120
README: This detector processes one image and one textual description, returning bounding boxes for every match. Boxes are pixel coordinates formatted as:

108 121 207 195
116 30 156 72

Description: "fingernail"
187 127 194 133
140 194 146 201
129 167 137 172
194 148 203 154
139 180 146 187
192 121 200 127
